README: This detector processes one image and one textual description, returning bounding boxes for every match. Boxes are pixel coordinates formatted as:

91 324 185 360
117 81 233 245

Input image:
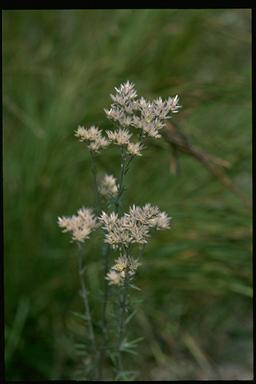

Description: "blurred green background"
3 9 252 380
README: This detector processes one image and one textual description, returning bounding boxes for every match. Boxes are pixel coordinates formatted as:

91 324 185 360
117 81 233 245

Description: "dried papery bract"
58 207 98 243
106 128 132 145
128 203 171 229
99 174 119 199
57 80 180 380
75 125 109 153
105 80 181 143
99 205 170 251
127 141 143 156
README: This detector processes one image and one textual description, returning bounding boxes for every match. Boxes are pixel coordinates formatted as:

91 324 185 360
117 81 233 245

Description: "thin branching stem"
99 147 132 375
116 267 130 377
77 244 98 377
98 243 110 379
90 149 108 378
102 244 110 330
90 150 100 215
114 146 126 211
114 147 135 212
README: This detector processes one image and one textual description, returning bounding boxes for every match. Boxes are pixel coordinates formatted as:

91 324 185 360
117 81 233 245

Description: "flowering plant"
58 81 181 380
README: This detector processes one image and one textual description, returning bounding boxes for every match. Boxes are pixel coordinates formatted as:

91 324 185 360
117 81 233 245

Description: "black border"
0 1 255 11
1 3 254 383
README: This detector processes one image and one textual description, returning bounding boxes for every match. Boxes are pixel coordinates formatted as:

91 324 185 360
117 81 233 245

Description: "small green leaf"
124 309 138 325
129 283 142 291
71 311 89 321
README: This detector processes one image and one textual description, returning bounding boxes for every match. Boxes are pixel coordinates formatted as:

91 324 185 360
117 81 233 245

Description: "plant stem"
77 245 98 378
98 243 110 379
99 146 135 377
102 244 110 330
99 147 133 376
114 147 134 212
90 150 100 214
116 267 130 377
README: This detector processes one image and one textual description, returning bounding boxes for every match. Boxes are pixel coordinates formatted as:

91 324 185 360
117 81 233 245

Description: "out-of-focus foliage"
3 9 252 380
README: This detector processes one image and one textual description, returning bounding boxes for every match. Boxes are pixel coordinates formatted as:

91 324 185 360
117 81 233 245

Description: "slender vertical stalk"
116 267 130 378
99 148 129 375
114 147 134 213
77 245 98 378
99 146 135 377
114 147 125 212
102 244 110 330
98 243 110 379
89 150 108 378
115 129 145 209
90 150 100 214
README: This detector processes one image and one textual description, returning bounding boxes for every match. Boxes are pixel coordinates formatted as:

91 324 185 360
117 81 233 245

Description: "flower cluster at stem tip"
74 80 181 153
58 80 180 283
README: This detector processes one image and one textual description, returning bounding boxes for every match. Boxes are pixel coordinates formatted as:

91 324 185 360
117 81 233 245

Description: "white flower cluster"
58 207 98 243
99 204 171 250
75 125 109 153
106 128 131 145
99 174 119 198
106 255 141 286
105 80 181 139
74 81 179 156
106 128 143 157
129 204 171 230
127 141 143 156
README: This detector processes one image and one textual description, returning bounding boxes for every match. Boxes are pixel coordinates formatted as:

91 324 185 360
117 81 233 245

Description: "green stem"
98 243 110 379
77 245 98 378
99 147 131 376
116 267 130 377
90 150 100 214
102 244 110 330
114 147 134 212
99 145 136 377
